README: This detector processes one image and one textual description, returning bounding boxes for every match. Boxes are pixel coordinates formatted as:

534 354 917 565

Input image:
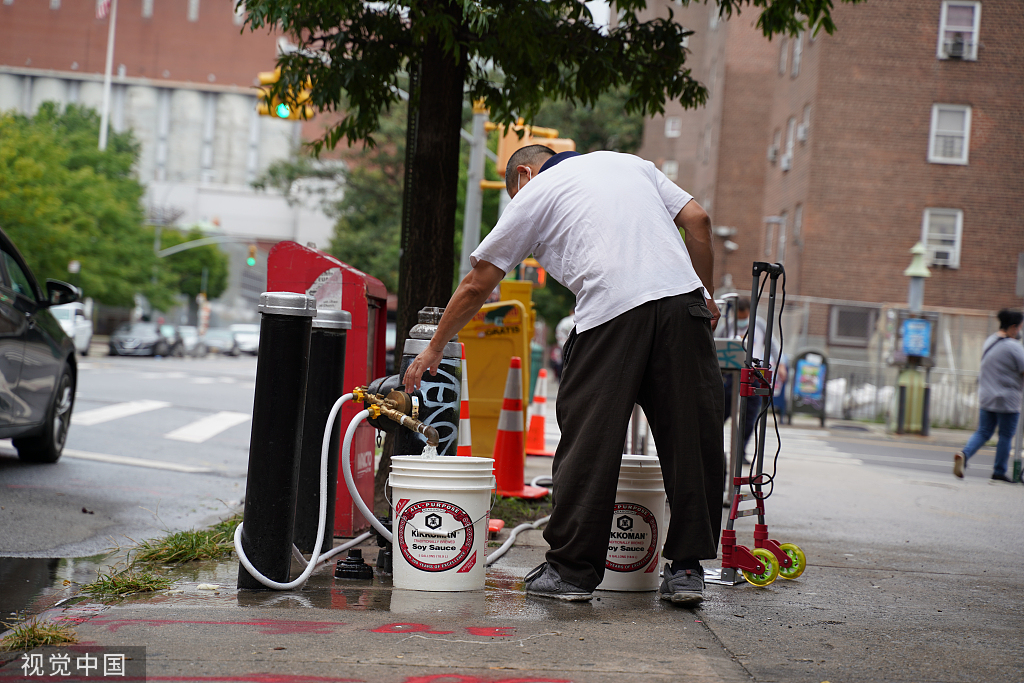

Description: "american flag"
96 0 111 19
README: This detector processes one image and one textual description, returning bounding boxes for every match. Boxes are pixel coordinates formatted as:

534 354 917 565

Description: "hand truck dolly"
707 262 807 587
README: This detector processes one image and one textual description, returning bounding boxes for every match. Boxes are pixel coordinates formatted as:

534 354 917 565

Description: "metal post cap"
312 309 352 330
258 292 318 317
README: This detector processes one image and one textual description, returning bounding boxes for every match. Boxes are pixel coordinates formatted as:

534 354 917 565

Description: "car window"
51 309 72 321
2 250 37 300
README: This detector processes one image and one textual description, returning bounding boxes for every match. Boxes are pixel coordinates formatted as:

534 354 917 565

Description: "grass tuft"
80 569 173 598
490 495 552 527
1 619 78 652
130 513 242 565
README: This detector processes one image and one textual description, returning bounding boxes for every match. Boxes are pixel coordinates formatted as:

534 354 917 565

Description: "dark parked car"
201 328 240 356
0 228 80 463
109 322 173 356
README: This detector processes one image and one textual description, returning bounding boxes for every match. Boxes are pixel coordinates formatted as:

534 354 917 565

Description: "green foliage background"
0 104 227 311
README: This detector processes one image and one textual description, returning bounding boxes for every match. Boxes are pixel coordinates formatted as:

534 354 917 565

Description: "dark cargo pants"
543 289 725 591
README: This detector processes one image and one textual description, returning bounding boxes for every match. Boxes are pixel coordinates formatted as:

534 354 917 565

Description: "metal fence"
822 361 979 429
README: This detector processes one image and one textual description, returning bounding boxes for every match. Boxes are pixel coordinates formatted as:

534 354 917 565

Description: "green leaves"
0 104 161 308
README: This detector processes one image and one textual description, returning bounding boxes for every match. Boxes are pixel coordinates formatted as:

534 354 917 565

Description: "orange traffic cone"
525 368 555 456
457 343 472 457
494 357 549 499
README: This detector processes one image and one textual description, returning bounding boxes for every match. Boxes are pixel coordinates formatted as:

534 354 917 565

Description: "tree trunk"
395 18 466 353
380 9 465 508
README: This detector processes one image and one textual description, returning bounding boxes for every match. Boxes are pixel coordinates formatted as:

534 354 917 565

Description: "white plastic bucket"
597 454 668 592
389 455 495 591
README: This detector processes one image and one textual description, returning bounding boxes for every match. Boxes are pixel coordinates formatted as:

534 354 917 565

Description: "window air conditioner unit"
932 250 954 266
767 145 778 163
796 123 808 142
780 153 792 171
946 32 966 59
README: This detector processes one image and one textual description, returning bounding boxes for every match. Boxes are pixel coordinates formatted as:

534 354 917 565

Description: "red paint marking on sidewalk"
87 618 346 635
0 676 361 682
464 627 516 637
371 622 455 634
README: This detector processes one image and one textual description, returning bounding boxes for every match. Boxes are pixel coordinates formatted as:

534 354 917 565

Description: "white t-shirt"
471 151 707 333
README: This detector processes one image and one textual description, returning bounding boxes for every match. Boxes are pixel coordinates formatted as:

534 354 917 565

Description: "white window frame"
778 38 788 75
661 160 679 181
791 32 803 77
776 211 788 264
708 2 719 30
928 104 971 165
188 0 200 22
937 1 980 61
921 208 963 268
793 204 803 246
664 116 682 139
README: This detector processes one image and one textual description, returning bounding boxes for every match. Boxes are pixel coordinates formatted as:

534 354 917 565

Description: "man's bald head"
505 144 555 196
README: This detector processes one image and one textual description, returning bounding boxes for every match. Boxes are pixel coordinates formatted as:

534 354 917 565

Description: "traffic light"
247 245 257 266
491 119 576 177
256 68 314 120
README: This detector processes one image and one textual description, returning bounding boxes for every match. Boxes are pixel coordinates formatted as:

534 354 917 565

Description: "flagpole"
98 0 118 151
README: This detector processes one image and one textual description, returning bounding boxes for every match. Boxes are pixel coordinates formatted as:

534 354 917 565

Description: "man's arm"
402 260 506 391
674 200 720 330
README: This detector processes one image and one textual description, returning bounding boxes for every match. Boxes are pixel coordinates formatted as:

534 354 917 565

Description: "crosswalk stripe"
61 449 213 473
72 400 171 426
164 412 251 443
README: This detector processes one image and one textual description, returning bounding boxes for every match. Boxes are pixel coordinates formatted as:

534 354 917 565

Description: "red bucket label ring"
397 500 475 572
605 502 659 573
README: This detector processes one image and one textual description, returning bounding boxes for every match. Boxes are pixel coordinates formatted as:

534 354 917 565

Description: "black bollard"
237 292 317 590
293 309 351 556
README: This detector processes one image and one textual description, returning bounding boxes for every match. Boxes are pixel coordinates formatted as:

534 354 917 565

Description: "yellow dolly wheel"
778 543 807 580
742 548 780 587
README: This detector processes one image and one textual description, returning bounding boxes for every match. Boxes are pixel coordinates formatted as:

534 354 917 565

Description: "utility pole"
98 0 118 151
459 101 489 282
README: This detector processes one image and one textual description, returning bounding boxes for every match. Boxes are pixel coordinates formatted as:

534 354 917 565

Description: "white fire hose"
236 392 548 589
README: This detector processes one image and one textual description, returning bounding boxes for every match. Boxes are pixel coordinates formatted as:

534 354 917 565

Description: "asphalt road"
0 354 258 558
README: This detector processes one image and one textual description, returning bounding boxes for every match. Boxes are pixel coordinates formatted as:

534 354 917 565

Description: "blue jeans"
962 409 1020 478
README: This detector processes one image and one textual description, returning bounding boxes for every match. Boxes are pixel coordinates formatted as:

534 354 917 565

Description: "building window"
776 211 788 264
661 160 679 181
768 129 781 164
50 0 60 9
829 306 878 348
665 116 682 139
928 104 971 164
188 0 199 22
791 32 803 77
764 220 776 258
937 1 980 60
778 38 788 75
703 123 712 164
680 30 690 49
142 0 153 18
921 208 963 268
234 1 246 26
793 204 803 246
708 2 719 30
780 117 795 171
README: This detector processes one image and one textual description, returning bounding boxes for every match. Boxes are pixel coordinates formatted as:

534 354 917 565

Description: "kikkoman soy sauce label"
605 502 659 572
396 500 475 572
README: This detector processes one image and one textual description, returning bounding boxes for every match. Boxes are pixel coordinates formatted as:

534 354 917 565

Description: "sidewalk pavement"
3 427 1022 683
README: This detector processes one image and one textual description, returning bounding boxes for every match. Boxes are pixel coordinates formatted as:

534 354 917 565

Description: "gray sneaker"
659 564 704 607
524 563 593 601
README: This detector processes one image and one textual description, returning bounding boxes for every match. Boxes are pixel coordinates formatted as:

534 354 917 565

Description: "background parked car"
159 324 185 357
109 322 171 356
0 227 79 463
229 323 260 356
178 326 207 357
202 328 240 356
50 301 93 356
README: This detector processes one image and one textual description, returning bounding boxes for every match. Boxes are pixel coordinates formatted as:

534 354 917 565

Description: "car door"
0 246 60 425
0 259 27 426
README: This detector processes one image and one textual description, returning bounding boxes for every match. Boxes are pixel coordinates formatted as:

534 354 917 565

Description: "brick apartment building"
638 0 1023 364
0 0 336 321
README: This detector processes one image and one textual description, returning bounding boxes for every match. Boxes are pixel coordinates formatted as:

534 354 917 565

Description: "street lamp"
903 242 931 313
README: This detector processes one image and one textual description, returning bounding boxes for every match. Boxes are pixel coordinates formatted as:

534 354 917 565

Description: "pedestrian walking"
404 145 723 606
953 309 1024 482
